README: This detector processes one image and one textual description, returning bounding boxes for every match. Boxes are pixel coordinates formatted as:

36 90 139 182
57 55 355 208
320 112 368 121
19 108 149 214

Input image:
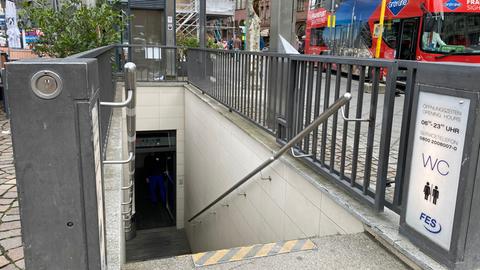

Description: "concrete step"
126 227 191 262
123 233 410 270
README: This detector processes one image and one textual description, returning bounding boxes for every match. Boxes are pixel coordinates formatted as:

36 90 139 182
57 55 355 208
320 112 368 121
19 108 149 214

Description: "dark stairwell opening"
126 130 190 262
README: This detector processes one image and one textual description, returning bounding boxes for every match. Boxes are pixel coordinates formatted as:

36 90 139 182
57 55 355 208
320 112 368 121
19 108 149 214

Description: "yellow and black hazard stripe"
192 239 317 267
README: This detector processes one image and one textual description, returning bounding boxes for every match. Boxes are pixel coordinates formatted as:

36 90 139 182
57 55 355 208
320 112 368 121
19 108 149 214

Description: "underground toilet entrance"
126 130 190 262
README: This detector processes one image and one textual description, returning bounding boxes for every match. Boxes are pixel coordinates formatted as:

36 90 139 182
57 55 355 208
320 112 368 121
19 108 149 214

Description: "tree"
246 0 260 51
19 0 125 58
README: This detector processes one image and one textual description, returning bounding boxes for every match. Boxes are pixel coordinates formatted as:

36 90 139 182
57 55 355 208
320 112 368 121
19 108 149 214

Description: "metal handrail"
102 152 134 164
100 62 137 238
100 90 133 107
341 107 370 122
188 93 353 222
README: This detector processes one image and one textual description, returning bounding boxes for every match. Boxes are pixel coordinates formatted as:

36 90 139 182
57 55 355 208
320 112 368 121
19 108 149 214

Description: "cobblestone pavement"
0 106 24 270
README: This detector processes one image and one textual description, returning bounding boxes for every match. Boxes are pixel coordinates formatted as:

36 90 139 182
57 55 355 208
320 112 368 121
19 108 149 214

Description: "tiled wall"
136 85 186 228
184 89 364 253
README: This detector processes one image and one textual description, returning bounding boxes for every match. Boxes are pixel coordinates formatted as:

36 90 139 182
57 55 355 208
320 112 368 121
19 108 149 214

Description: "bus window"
310 0 346 11
422 14 480 55
310 0 324 10
359 23 373 48
310 27 326 46
383 20 401 49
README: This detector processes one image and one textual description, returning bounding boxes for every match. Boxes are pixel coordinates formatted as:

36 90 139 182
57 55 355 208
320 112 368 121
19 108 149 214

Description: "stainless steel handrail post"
188 93 352 222
101 62 137 240
125 62 137 240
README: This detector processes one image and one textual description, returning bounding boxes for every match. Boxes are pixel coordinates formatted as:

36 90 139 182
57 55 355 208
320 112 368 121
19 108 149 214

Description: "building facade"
234 0 308 49
176 0 235 41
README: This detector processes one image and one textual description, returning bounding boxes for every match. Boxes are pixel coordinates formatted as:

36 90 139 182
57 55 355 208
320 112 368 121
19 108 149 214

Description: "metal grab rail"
188 93 353 222
100 90 133 108
101 62 137 239
103 152 134 164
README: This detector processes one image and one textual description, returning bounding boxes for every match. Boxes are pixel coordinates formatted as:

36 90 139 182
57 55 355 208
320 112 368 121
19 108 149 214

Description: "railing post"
392 61 418 212
282 58 298 142
374 62 399 212
124 63 137 240
100 62 137 240
7 59 107 269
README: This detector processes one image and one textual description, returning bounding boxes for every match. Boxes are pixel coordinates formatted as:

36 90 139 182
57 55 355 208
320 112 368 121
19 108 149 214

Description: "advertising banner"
5 0 21 48
24 29 41 45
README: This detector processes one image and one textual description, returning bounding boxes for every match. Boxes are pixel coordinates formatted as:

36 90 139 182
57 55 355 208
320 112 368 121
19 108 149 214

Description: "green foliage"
176 33 199 48
176 33 223 49
19 0 125 58
207 38 223 49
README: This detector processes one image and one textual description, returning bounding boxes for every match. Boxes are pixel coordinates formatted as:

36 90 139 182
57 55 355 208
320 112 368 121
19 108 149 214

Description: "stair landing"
123 233 410 269
126 227 191 262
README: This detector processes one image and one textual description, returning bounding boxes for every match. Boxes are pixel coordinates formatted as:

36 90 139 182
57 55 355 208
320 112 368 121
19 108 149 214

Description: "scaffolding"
176 0 235 39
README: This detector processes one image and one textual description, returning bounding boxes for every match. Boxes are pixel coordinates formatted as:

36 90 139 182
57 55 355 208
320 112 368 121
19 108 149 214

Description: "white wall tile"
283 214 306 241
137 118 160 131
318 212 345 236
137 106 160 118
183 88 365 252
159 106 185 118
159 118 184 130
321 195 364 234
137 86 185 229
284 182 320 237
284 167 323 209
137 92 160 106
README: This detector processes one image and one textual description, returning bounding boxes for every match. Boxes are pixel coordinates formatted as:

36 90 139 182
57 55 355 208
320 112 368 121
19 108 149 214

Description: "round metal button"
31 70 63 99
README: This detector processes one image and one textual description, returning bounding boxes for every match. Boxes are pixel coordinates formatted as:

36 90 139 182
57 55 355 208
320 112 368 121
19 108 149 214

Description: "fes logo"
388 0 409 16
445 0 461 10
420 212 442 234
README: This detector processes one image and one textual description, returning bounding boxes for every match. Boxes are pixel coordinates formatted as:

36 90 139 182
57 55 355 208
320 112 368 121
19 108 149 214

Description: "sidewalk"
0 106 24 270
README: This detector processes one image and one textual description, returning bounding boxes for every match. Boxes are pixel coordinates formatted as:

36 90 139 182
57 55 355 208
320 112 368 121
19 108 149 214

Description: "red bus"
305 0 480 63
305 1 330 55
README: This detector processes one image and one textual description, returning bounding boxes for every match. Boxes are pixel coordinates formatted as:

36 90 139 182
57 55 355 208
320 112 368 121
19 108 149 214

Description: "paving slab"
0 106 23 270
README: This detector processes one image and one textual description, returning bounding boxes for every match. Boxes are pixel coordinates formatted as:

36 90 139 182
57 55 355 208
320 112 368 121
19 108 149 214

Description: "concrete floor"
123 233 410 270
126 227 191 262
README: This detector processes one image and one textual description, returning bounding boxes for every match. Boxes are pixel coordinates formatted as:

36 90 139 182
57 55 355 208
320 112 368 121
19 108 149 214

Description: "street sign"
404 91 470 251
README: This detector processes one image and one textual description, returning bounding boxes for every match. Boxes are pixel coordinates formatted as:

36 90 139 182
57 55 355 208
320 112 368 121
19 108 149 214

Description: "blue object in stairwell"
148 175 167 205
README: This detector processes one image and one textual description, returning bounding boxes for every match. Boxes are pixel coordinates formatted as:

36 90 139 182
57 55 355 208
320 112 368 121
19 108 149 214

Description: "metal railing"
285 55 401 212
188 49 292 135
68 45 412 223
101 62 137 239
114 45 188 82
188 48 411 213
189 93 353 222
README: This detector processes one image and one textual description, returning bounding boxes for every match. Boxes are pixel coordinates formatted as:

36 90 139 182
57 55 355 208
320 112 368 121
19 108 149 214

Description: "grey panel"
6 59 106 270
